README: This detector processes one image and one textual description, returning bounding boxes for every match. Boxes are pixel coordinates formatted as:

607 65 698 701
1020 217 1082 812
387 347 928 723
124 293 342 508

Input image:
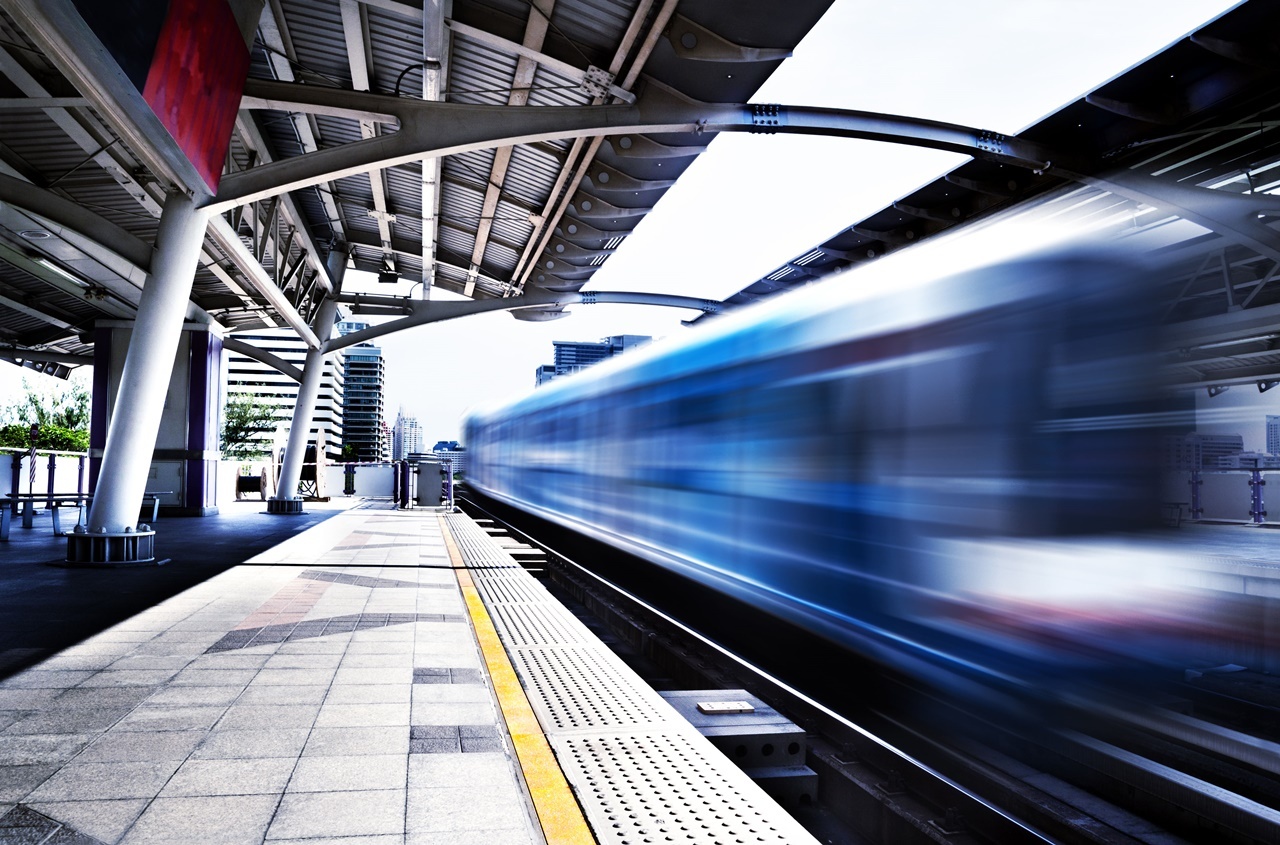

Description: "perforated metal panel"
491 603 598 648
552 731 814 844
512 646 675 732
445 513 819 845
474 576 552 606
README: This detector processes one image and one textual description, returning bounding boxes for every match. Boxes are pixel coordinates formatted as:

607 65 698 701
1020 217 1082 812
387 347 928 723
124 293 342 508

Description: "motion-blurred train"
466 245 1216 701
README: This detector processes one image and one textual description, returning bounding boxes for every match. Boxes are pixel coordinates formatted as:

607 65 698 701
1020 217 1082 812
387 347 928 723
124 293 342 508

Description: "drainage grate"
552 731 809 844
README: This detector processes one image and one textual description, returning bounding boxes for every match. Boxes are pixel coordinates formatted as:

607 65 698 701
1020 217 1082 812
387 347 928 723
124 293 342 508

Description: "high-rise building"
1161 432 1245 471
393 409 423 460
336 321 386 461
224 328 346 460
380 420 394 462
535 335 650 385
1267 415 1280 454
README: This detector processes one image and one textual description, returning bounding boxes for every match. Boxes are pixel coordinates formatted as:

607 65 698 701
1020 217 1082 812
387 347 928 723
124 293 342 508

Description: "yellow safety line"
439 515 596 845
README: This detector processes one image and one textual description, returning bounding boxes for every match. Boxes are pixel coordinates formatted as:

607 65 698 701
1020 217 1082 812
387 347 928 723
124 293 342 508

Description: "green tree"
0 379 91 451
220 393 277 461
1 379 90 430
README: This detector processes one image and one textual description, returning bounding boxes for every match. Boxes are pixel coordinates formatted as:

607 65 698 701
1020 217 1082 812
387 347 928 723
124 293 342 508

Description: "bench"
1 491 170 540
1 493 90 540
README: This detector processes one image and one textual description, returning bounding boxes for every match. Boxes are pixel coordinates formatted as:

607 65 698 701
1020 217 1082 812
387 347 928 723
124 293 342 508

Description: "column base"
64 525 158 566
267 497 305 515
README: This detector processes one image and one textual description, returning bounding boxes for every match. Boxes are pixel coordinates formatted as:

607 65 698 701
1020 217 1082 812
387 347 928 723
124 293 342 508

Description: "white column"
87 190 209 533
274 248 347 502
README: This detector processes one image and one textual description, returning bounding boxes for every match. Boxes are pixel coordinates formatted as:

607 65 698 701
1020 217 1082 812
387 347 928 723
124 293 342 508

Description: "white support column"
70 190 210 564
269 248 346 513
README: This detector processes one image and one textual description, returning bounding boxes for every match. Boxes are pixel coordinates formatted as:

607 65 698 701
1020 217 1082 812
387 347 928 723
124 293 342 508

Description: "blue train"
466 247 1200 699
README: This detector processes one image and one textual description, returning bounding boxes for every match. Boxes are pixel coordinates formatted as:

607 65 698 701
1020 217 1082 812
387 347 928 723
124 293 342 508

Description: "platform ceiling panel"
0 0 838 373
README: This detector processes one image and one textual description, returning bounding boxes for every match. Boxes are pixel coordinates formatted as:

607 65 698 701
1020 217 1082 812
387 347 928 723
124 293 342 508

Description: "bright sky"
0 0 1245 441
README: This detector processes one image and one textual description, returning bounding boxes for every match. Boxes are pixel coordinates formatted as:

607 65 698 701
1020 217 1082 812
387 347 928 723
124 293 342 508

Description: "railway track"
459 491 1280 845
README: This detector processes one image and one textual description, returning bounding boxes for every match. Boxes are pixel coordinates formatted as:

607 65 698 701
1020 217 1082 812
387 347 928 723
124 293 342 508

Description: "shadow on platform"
0 499 359 681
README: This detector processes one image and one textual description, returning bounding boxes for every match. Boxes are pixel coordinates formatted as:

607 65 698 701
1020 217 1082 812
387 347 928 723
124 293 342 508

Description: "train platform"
0 500 818 845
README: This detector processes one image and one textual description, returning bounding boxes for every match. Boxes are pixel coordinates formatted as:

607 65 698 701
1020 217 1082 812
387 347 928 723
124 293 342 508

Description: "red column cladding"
140 0 250 192
73 0 249 193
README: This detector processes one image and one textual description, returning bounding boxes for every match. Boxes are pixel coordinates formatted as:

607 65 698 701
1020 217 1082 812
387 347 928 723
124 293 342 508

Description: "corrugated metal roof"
0 0 838 377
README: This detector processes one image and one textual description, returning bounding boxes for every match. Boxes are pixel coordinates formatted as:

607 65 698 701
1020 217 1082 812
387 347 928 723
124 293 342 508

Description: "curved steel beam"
323 289 722 354
213 79 1059 212
0 173 152 271
222 336 304 382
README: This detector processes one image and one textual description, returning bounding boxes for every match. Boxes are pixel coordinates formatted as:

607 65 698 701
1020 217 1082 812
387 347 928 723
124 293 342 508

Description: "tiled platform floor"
0 503 540 845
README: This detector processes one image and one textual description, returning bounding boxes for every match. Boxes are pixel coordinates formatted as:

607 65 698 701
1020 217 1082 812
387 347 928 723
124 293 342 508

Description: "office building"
393 410 423 460
535 335 650 385
224 328 346 461
1161 433 1245 471
336 321 387 462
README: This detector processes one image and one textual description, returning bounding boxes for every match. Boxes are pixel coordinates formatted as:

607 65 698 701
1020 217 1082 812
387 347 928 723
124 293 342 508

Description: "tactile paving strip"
511 646 675 732
551 731 807 844
490 602 598 648
445 512 819 845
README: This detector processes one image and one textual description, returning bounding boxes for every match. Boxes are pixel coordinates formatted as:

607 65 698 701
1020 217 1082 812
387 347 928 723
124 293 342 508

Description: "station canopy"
0 0 833 376
2 0 1280 392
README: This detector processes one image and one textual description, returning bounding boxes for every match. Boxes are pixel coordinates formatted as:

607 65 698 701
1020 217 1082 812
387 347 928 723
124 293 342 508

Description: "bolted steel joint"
750 104 782 133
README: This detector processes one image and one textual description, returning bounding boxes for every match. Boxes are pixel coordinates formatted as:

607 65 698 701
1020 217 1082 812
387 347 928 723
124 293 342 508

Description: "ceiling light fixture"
34 257 90 288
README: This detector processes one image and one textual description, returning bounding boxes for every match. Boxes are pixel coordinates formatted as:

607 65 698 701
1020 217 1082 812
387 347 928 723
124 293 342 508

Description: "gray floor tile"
168 669 258 687
313 703 410 728
214 704 319 730
191 728 310 760
26 798 149 845
76 731 207 763
407 754 515 790
0 671 94 689
248 668 336 687
408 702 494 727
4 707 132 735
302 727 409 758
52 688 154 709
322 685 410 706
0 763 60 802
332 668 413 686
341 644 413 656
287 754 407 793
406 786 530 835
262 654 342 670
268 789 406 840
26 760 182 802
276 639 350 655
113 705 226 732
236 685 328 706
160 757 296 796
0 690 62 709
141 686 242 707
406 830 532 845
77 670 179 688
339 654 411 669
410 685 490 705
120 794 279 845
0 734 94 767
190 654 270 670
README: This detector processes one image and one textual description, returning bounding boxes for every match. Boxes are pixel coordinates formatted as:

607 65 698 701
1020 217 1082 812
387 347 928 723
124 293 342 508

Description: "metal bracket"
750 104 782 133
581 66 615 100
